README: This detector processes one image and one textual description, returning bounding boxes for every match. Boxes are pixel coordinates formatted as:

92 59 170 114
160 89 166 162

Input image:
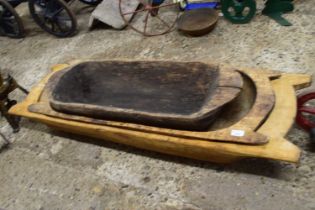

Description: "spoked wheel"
78 0 102 6
221 0 256 24
0 0 24 38
296 91 315 132
119 0 180 36
28 0 77 37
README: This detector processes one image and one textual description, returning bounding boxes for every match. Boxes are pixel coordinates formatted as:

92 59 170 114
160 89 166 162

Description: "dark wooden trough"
49 61 243 130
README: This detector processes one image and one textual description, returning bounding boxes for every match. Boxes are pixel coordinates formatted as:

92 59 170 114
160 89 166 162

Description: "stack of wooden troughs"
9 60 311 164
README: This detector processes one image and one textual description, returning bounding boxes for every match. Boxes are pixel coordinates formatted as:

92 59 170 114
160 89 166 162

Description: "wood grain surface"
8 60 312 163
30 61 273 145
49 61 242 131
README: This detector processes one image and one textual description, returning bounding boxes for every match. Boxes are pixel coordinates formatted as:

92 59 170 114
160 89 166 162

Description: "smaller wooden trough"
49 61 242 131
9 60 312 164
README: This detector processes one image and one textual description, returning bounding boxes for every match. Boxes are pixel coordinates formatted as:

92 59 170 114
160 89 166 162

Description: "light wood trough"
9 60 312 164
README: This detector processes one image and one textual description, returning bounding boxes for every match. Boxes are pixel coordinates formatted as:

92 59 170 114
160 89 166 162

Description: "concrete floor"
0 0 315 209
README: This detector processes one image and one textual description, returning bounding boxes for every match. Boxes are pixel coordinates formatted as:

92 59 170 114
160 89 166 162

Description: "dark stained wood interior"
49 61 242 130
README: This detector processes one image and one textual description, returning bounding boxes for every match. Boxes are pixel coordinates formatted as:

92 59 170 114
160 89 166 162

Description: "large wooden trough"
9 60 312 163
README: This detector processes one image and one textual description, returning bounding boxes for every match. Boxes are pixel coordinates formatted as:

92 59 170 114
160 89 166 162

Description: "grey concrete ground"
0 0 314 209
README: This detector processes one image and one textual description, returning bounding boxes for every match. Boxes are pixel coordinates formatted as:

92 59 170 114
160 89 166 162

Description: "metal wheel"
0 0 24 38
78 0 102 6
221 0 256 24
28 0 77 37
296 91 315 132
119 0 180 36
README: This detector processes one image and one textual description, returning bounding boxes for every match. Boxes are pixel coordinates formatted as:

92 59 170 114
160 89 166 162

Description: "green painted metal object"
221 0 294 26
262 0 294 26
221 0 256 24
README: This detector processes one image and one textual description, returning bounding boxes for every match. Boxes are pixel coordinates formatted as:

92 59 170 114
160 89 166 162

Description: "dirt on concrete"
0 0 314 209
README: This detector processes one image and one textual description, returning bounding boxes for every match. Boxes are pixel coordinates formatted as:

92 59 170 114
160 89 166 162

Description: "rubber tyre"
0 0 25 38
78 0 102 6
28 0 77 37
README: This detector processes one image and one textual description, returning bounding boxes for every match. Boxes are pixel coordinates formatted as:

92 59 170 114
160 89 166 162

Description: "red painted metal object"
119 0 179 36
296 91 315 131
